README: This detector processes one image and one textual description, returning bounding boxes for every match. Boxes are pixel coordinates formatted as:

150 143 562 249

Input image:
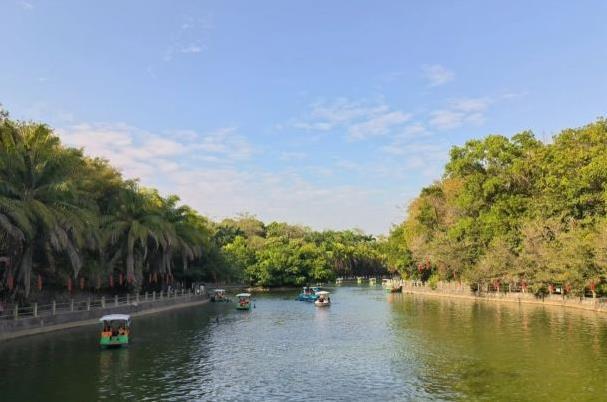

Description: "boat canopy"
99 314 130 322
316 291 330 295
214 289 225 292
236 293 251 297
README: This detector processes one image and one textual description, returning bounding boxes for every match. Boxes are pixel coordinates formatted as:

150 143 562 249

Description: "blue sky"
1 1 606 234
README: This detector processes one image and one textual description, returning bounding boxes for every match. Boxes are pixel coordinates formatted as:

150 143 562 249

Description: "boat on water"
99 314 131 348
357 277 363 284
314 291 331 307
236 293 252 310
381 278 391 287
369 277 377 285
210 289 230 302
296 286 320 302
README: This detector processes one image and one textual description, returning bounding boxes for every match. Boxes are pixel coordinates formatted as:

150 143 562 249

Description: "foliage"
387 118 607 295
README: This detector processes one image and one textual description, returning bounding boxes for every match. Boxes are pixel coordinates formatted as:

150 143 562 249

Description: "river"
1 286 607 401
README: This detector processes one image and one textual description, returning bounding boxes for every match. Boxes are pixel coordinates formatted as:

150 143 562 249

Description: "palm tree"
0 121 94 297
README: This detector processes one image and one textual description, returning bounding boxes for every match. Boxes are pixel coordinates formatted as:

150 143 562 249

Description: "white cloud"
292 98 411 140
279 151 307 161
57 120 401 234
429 97 492 130
17 1 33 10
348 111 411 140
179 44 204 54
422 64 455 87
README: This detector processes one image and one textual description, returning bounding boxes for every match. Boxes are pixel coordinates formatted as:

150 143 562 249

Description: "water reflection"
2 287 607 401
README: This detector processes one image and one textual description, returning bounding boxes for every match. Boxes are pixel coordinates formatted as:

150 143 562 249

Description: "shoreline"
402 286 607 314
0 296 210 341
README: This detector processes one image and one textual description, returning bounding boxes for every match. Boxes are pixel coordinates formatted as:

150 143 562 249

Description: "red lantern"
109 274 114 288
119 273 124 286
67 277 72 292
37 274 43 291
80 277 85 290
153 272 158 283
148 273 152 284
7 273 14 291
128 274 133 284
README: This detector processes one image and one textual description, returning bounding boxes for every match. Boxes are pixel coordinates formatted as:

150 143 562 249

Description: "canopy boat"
236 293 252 310
357 277 363 284
99 314 130 348
369 277 376 285
296 286 320 302
314 291 331 307
210 289 229 302
381 278 391 288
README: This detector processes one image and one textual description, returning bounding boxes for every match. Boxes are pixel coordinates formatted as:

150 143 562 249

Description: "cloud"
422 64 455 87
279 151 307 161
348 111 411 140
179 44 204 54
58 123 253 182
57 121 397 234
163 17 213 62
17 1 33 10
292 98 411 140
429 97 492 130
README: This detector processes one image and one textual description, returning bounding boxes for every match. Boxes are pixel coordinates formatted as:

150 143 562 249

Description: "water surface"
1 286 607 401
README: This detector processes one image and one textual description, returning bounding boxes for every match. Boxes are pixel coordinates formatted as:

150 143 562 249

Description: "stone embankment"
0 290 209 341
402 281 607 313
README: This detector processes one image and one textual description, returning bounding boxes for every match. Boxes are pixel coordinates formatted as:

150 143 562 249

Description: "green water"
1 286 607 401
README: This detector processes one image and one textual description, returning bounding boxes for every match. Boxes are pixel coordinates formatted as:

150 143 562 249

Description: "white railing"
0 288 207 321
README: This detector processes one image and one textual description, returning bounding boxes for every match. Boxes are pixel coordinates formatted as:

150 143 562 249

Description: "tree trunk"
19 244 33 298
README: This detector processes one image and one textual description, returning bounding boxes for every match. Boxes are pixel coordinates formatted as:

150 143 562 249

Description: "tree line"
0 111 386 301
383 118 607 297
3 110 606 301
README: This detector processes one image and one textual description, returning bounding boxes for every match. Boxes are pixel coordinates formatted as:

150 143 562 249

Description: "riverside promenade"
0 288 209 340
402 281 607 313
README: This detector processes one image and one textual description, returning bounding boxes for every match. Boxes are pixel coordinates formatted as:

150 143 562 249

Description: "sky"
1 1 606 235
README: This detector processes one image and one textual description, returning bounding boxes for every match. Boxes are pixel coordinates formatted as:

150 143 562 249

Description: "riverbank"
0 292 209 341
402 281 607 313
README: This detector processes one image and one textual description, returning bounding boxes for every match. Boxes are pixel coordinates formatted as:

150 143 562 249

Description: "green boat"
236 293 252 310
99 314 131 348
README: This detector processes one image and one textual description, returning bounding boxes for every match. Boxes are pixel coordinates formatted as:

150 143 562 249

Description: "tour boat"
236 293 252 310
296 286 320 302
210 289 229 302
99 314 131 348
369 277 376 285
357 277 363 284
314 291 331 307
381 278 390 287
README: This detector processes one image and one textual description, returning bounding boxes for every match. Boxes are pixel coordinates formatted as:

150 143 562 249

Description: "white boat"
314 291 331 307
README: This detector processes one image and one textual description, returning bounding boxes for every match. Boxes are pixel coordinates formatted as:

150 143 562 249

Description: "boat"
314 291 331 307
99 314 131 348
381 278 391 288
296 286 320 302
210 289 229 302
236 293 252 310
357 277 363 284
369 277 376 285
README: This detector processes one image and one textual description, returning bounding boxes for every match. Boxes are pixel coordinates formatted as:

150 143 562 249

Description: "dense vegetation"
0 111 386 301
384 119 607 296
2 109 606 301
